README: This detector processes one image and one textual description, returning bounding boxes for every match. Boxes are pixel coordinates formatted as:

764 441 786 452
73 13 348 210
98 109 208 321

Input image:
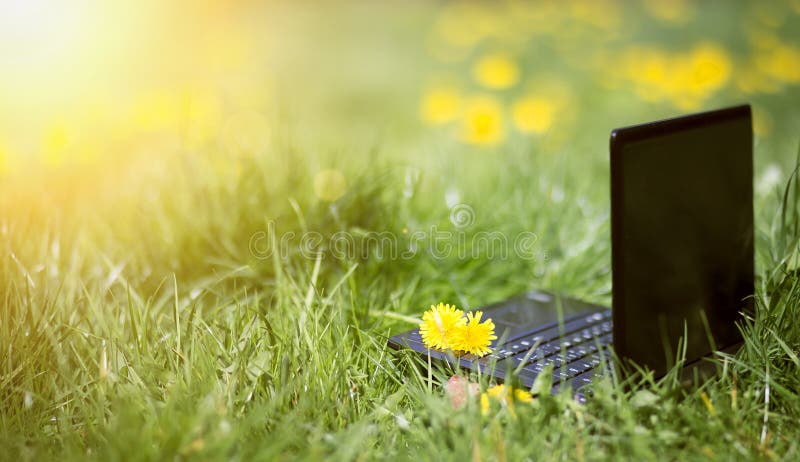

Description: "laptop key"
528 362 545 374
567 358 593 375
501 310 611 351
557 369 600 393
567 365 585 377
553 368 571 381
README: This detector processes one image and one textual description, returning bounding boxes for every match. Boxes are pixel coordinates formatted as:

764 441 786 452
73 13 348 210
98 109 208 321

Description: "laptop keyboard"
391 307 614 395
483 309 613 389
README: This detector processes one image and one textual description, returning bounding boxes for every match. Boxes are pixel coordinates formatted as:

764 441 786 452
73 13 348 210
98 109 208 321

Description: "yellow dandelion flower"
622 43 731 109
473 53 520 89
661 43 731 110
420 87 461 125
460 96 504 146
480 393 490 414
487 384 533 402
688 43 731 93
512 96 557 134
481 384 533 415
42 123 71 169
452 311 496 356
760 44 800 83
419 303 465 350
622 46 671 102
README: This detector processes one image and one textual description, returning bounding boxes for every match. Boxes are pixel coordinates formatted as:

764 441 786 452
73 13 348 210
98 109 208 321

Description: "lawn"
1 1 800 460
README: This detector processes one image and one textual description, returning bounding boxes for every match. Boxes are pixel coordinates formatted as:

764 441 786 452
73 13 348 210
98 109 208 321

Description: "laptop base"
387 291 614 397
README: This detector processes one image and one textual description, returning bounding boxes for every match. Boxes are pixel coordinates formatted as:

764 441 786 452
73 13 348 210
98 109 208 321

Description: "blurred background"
1 0 799 288
2 1 799 185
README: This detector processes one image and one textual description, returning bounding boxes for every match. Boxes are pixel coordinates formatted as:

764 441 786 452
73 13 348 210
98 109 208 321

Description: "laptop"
388 104 754 397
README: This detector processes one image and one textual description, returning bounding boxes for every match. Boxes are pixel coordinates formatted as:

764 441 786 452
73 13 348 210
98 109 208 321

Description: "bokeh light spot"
420 87 461 125
512 96 556 134
459 96 504 146
314 169 347 202
473 53 520 90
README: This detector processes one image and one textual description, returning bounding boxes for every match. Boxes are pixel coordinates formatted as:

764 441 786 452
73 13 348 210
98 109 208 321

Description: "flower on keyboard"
452 311 497 356
419 303 465 350
419 304 496 357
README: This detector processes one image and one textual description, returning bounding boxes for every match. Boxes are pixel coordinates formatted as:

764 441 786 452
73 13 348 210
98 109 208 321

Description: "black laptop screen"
610 106 754 376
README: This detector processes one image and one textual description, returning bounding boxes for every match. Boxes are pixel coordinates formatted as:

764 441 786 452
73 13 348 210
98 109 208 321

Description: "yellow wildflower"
687 43 732 94
512 96 557 134
759 44 800 83
621 43 731 110
452 311 496 356
667 43 731 110
420 87 461 125
488 384 533 402
480 393 490 414
481 384 533 415
622 46 670 102
460 96 504 146
42 123 71 169
419 303 465 350
473 53 519 89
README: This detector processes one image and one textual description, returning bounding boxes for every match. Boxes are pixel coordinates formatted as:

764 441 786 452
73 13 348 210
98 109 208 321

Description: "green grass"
2 2 800 460
2 140 799 460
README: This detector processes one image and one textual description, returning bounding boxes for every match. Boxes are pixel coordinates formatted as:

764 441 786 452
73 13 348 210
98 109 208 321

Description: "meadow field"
2 1 800 460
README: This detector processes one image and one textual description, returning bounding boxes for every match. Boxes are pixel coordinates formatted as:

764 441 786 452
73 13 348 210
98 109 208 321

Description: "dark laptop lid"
610 105 754 376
